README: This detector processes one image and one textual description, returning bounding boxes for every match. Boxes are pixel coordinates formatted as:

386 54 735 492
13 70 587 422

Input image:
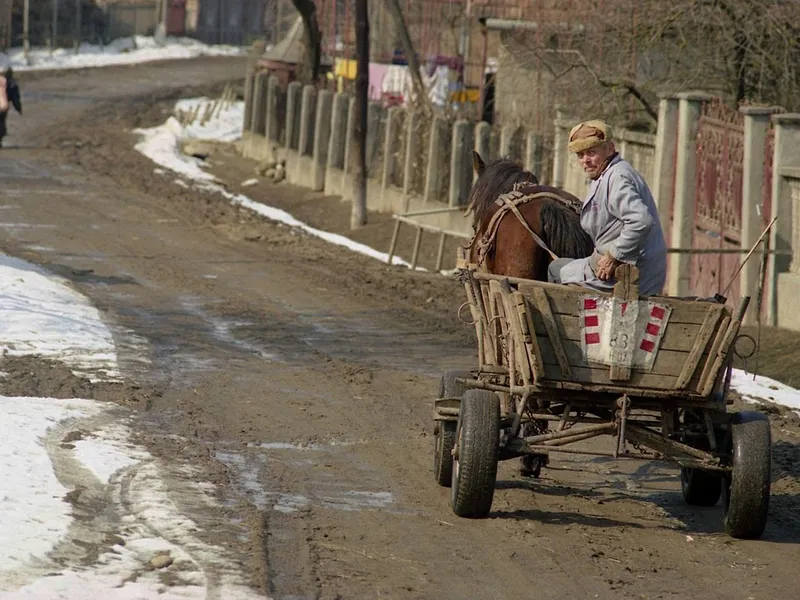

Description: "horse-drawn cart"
433 249 771 539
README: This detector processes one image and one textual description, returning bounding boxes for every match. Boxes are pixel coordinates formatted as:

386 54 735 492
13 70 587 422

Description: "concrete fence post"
311 90 333 191
450 119 474 207
552 110 570 189
342 97 356 173
425 117 450 203
499 124 522 160
251 71 269 138
242 68 257 133
366 102 386 179
403 111 423 197
298 85 317 157
769 113 800 327
651 95 680 235
473 121 491 181
524 131 545 181
327 93 349 171
340 97 356 199
265 76 282 143
667 92 713 297
285 81 302 151
382 106 406 190
739 106 780 324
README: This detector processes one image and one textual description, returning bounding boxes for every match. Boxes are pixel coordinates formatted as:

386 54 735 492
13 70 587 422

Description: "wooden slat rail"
530 286 571 377
386 213 471 271
674 304 725 389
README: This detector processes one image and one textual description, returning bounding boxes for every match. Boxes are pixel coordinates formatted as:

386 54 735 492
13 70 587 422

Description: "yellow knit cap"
568 120 612 153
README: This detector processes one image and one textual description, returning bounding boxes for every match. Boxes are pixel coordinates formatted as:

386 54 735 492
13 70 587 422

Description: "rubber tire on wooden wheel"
433 370 472 487
450 389 500 518
680 467 722 506
722 411 771 539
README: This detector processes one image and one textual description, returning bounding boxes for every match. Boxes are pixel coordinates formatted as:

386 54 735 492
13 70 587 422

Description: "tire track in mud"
1 404 269 598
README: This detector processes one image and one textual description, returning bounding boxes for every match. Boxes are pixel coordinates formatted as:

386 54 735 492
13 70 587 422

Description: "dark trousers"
0 110 7 142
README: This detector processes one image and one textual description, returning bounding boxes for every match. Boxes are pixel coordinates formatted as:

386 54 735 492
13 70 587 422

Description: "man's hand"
595 252 621 281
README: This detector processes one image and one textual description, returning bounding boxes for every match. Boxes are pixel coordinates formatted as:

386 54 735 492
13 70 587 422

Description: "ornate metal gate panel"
690 98 744 304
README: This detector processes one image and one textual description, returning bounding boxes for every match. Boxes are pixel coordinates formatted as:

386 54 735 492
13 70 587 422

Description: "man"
0 67 22 148
548 120 667 297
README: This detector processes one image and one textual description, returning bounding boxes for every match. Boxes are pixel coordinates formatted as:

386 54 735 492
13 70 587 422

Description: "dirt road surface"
2 57 800 599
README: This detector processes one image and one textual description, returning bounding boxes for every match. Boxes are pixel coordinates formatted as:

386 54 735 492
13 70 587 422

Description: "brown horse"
466 152 593 281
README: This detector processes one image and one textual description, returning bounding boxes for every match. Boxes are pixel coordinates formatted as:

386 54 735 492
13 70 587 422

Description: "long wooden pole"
22 0 29 61
51 0 59 54
721 216 777 298
351 0 369 229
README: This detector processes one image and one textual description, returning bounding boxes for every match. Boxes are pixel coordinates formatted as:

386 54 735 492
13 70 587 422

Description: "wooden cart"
433 252 771 539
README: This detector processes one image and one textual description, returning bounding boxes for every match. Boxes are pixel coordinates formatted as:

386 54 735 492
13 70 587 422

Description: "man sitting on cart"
547 119 668 297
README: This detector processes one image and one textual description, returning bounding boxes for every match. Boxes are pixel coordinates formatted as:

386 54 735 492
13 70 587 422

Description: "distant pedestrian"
0 67 23 148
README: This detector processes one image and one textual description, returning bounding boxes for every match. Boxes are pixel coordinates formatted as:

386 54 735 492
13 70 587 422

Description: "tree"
351 0 369 229
383 0 430 116
504 0 800 129
290 0 322 83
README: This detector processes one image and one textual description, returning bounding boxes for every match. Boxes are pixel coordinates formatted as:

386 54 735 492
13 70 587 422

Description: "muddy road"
2 57 800 599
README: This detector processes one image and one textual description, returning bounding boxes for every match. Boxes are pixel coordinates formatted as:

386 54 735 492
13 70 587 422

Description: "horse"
465 152 593 281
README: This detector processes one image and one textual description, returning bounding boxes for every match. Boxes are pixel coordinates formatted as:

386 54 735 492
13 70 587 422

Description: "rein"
467 189 580 270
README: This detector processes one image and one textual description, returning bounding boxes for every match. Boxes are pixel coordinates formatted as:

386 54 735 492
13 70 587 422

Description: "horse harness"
469 189 582 270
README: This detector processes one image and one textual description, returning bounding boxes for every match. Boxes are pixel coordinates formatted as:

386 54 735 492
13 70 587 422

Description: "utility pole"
51 0 59 55
23 0 29 62
74 0 82 54
458 0 471 90
351 0 369 229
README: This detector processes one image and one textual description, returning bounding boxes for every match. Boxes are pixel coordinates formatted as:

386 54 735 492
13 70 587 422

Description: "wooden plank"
480 283 502 365
530 287 571 376
674 305 724 389
609 265 640 381
521 297 547 383
461 277 486 367
534 333 707 381
546 364 681 390
499 280 533 387
697 315 730 391
512 290 544 383
700 297 750 397
529 312 703 353
515 281 729 325
468 272 495 366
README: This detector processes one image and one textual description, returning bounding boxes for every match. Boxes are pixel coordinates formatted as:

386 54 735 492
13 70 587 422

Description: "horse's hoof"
520 454 548 478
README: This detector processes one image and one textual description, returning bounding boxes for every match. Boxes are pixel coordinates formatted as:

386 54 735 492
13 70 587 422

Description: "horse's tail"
540 201 594 259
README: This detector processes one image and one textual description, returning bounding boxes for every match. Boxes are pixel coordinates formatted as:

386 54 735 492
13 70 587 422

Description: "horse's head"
466 153 539 230
465 153 540 265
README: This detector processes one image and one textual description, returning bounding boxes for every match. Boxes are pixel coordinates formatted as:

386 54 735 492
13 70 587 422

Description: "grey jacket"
558 154 667 296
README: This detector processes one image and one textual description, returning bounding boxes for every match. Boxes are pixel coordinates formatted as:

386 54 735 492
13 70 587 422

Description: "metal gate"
690 98 744 304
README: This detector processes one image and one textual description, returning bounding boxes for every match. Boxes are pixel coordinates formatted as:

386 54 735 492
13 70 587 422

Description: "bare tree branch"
382 0 431 115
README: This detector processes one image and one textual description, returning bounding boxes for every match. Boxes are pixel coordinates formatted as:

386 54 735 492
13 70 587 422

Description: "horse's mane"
466 158 539 224
541 201 594 258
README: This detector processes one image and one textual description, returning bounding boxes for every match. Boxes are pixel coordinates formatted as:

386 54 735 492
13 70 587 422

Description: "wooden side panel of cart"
462 271 743 399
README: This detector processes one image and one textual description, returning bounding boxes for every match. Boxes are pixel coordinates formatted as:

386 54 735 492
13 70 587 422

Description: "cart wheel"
680 467 722 506
451 389 500 518
722 411 771 539
434 370 473 487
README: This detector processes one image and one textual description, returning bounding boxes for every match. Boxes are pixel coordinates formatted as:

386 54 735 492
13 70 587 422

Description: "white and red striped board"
579 297 672 370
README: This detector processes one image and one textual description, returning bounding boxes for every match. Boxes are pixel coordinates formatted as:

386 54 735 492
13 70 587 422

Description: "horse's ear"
472 151 486 177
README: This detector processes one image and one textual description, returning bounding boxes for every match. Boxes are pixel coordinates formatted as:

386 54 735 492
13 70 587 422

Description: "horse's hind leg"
519 419 550 478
